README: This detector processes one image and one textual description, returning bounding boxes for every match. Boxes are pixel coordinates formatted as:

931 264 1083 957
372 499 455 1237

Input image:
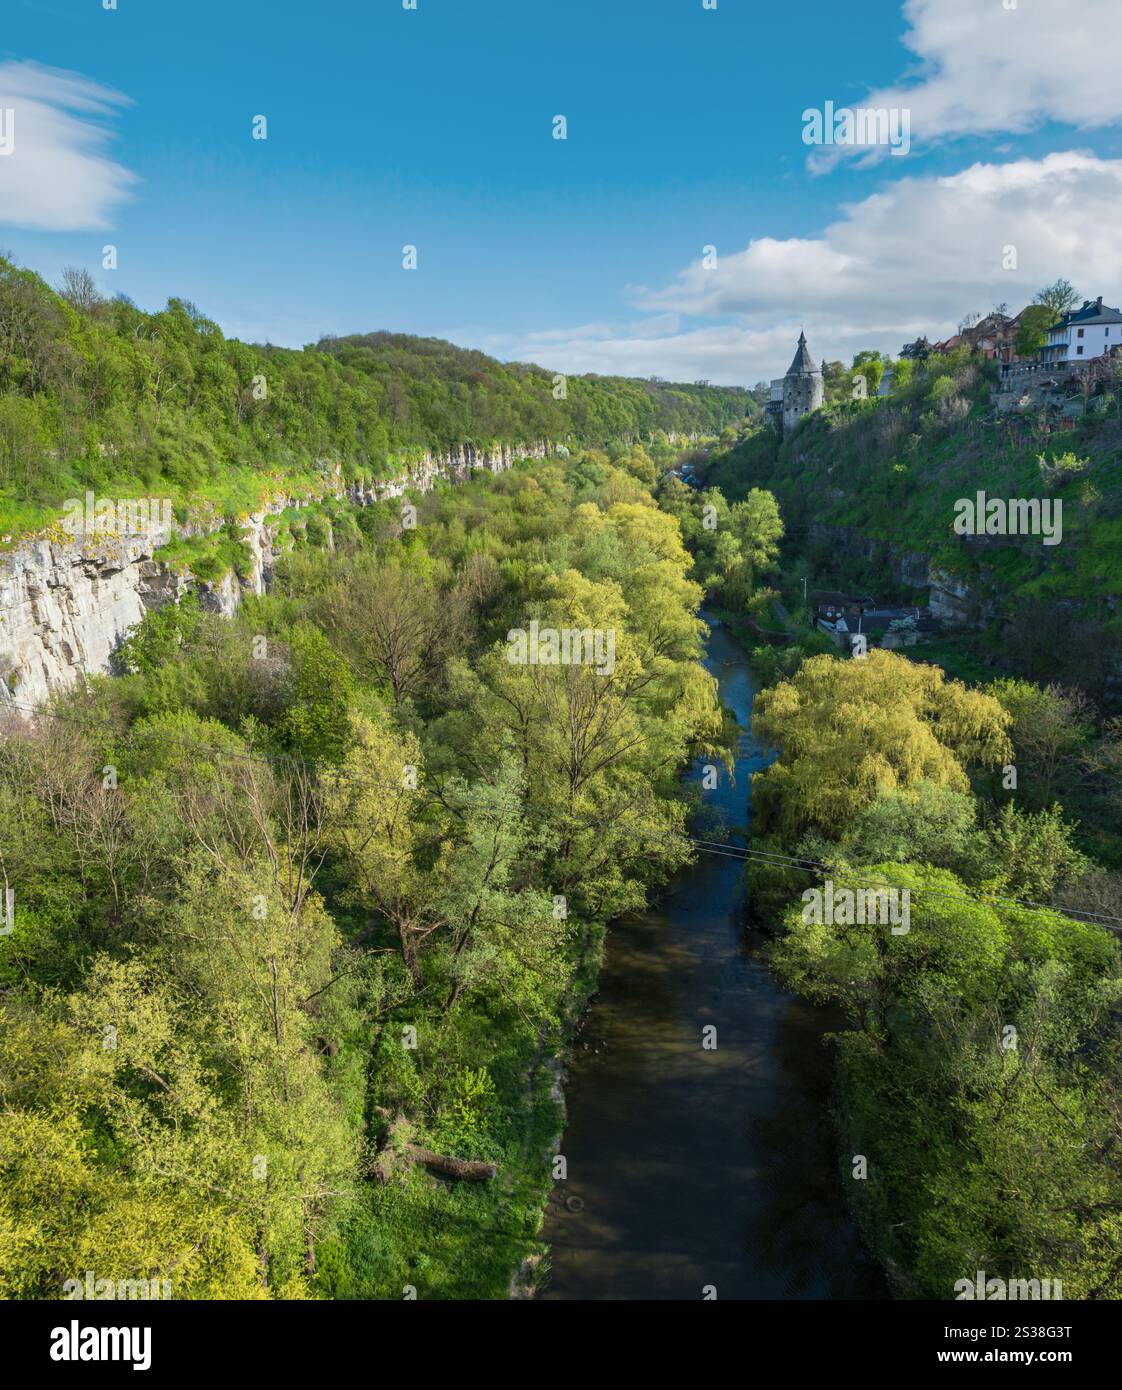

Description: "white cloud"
0 61 136 230
494 322 796 388
498 152 1122 385
810 0 1122 170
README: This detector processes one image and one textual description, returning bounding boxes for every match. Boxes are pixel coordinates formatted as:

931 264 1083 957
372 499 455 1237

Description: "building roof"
813 590 875 608
786 331 820 377
970 313 1014 335
1048 297 1122 334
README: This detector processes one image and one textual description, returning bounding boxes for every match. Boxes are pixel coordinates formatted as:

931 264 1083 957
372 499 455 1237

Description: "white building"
1041 297 1122 366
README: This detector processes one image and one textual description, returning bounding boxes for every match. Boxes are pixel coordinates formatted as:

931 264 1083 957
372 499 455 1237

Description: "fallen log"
370 1108 498 1183
403 1144 497 1182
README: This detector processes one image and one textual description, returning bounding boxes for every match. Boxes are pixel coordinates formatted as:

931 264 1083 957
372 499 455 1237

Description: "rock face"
926 568 979 626
806 522 995 629
0 442 547 714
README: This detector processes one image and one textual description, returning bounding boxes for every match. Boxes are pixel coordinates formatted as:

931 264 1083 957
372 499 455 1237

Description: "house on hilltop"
966 309 1029 364
932 309 1032 364
1040 297 1122 366
997 295 1122 402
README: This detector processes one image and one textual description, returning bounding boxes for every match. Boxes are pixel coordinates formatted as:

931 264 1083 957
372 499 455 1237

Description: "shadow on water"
539 615 887 1300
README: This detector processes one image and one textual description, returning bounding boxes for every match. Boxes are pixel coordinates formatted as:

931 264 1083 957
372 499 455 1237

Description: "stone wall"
782 373 824 435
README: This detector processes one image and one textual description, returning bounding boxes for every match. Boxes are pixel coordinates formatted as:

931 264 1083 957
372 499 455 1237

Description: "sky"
1 0 1121 386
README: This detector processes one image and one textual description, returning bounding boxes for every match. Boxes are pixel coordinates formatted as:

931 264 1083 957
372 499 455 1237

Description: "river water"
540 617 887 1300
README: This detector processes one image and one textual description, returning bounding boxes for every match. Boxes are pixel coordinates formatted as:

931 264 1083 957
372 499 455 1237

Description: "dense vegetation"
701 347 1122 702
319 332 755 453
742 650 1122 1299
5 247 1122 1305
0 443 731 1298
0 256 749 544
655 466 1122 1300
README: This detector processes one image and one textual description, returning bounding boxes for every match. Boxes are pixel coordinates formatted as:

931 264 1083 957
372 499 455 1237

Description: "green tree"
751 649 1012 837
1016 303 1054 355
282 625 355 762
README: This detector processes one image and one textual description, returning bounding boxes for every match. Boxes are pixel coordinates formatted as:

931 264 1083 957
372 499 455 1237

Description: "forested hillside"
0 257 749 544
747 651 1122 1300
657 477 1122 1301
0 443 730 1298
6 242 1121 1307
701 349 1122 700
319 332 753 450
0 254 748 1298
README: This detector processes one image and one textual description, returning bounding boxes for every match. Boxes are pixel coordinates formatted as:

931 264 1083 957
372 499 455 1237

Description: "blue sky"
2 0 1121 384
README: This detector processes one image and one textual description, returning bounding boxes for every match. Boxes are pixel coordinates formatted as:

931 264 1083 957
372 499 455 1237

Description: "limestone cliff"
0 441 547 714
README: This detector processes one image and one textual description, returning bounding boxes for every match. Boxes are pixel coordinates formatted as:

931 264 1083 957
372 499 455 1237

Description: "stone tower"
781 331 824 434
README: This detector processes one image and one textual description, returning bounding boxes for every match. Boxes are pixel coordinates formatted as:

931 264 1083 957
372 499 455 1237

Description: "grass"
907 634 1011 689
0 494 58 549
0 459 341 556
697 371 1122 716
316 921 605 1300
155 527 256 584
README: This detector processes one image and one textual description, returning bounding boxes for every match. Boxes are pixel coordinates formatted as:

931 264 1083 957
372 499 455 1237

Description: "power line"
678 836 1122 929
4 692 1121 928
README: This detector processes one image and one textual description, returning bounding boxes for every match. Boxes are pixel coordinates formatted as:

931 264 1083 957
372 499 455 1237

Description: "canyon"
0 441 547 714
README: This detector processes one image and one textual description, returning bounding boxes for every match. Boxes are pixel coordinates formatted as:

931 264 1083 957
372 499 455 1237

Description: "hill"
0 258 751 543
701 350 1122 700
318 331 753 448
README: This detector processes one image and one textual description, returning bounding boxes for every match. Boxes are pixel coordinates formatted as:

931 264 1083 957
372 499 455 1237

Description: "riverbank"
538 617 886 1299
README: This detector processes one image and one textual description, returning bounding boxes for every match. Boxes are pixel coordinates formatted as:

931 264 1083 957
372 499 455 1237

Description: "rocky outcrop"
806 522 1006 630
0 442 548 714
926 567 980 626
343 440 549 505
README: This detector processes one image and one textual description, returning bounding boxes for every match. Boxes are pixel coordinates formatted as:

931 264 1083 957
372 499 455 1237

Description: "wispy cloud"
489 321 810 389
809 0 1122 171
0 60 136 230
497 152 1122 384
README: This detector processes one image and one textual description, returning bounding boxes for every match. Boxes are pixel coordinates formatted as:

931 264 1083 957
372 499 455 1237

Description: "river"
539 616 887 1300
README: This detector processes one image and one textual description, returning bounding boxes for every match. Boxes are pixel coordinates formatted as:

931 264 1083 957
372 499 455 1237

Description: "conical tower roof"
786 331 819 376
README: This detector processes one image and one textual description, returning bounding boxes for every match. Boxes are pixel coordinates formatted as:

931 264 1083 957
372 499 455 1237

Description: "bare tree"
59 266 103 314
1034 278 1079 320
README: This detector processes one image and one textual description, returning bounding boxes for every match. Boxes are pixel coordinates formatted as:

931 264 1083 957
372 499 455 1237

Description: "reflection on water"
540 619 887 1300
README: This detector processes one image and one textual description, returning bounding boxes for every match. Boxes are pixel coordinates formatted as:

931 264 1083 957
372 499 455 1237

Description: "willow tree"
770 859 1122 1300
752 649 1012 838
144 862 356 1290
324 709 432 986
